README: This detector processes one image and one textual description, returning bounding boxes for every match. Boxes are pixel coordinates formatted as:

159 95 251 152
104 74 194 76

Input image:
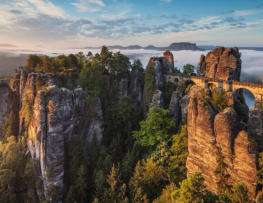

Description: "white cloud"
27 0 65 18
72 0 105 12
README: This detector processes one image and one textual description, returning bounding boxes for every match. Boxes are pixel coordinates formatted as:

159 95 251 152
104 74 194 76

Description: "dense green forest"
0 47 253 203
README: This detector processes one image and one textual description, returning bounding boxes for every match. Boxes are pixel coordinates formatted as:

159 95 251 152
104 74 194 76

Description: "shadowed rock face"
27 86 86 202
198 47 241 81
0 81 12 131
8 70 102 202
248 108 263 151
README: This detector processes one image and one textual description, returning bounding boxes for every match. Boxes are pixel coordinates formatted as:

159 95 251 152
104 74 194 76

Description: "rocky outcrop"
145 51 175 109
232 130 257 197
129 66 144 110
169 91 181 129
248 108 263 151
186 85 258 199
198 47 241 81
186 86 218 192
162 50 174 74
27 86 85 202
149 90 164 108
0 80 12 131
8 69 102 202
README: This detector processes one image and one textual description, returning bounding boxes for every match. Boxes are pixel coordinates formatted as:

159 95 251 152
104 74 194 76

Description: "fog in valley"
1 48 262 108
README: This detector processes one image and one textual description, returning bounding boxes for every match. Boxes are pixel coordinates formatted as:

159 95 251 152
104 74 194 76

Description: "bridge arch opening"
234 88 255 109
207 82 217 90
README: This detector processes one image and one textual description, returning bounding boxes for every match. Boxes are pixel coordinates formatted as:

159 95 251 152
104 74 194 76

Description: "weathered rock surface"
186 85 259 199
27 86 86 202
9 69 102 202
0 80 12 131
169 91 181 129
198 47 241 80
232 130 257 197
162 50 174 74
149 90 164 108
248 108 263 151
186 86 218 192
180 95 189 124
129 66 144 110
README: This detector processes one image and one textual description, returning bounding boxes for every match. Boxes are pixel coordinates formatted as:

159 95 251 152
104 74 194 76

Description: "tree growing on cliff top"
183 64 195 76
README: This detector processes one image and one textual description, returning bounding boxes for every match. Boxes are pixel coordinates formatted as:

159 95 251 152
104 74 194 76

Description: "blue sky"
0 0 263 50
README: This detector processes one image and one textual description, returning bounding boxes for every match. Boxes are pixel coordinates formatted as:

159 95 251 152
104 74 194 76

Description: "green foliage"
173 67 181 75
78 57 104 99
104 164 128 203
162 81 178 108
230 182 252 203
183 64 195 76
133 107 174 148
153 183 177 203
0 136 38 202
1 111 19 138
205 90 227 112
65 165 88 203
129 158 170 202
168 125 188 184
21 95 34 127
103 97 138 161
174 172 215 203
25 54 41 72
109 52 131 75
214 149 230 194
25 53 83 74
132 59 143 70
143 60 156 110
64 136 89 202
257 152 263 185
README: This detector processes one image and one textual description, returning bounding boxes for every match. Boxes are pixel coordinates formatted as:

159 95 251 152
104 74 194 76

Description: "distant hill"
199 45 263 51
84 42 203 51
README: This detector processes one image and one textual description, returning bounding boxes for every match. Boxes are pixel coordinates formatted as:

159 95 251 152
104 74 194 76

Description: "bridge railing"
232 80 263 88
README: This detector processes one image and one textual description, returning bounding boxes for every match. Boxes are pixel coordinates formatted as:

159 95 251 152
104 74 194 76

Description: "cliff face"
0 63 145 202
198 47 241 80
14 71 91 201
186 86 258 197
0 81 12 131
188 47 260 199
186 86 218 191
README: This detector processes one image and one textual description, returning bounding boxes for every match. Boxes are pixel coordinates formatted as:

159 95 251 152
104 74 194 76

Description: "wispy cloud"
72 0 105 12
234 9 263 16
161 0 172 3
27 0 65 18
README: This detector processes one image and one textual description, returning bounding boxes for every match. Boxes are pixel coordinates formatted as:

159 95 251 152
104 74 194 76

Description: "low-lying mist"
1 48 262 108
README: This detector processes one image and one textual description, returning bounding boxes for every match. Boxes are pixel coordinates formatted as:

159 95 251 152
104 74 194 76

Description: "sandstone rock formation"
198 47 241 80
129 66 144 110
248 108 263 151
0 69 103 202
27 86 86 201
0 80 12 131
186 86 258 198
163 50 174 74
186 86 218 192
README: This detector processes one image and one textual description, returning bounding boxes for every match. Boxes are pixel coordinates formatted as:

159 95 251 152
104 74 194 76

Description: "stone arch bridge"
164 74 263 106
191 76 263 105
